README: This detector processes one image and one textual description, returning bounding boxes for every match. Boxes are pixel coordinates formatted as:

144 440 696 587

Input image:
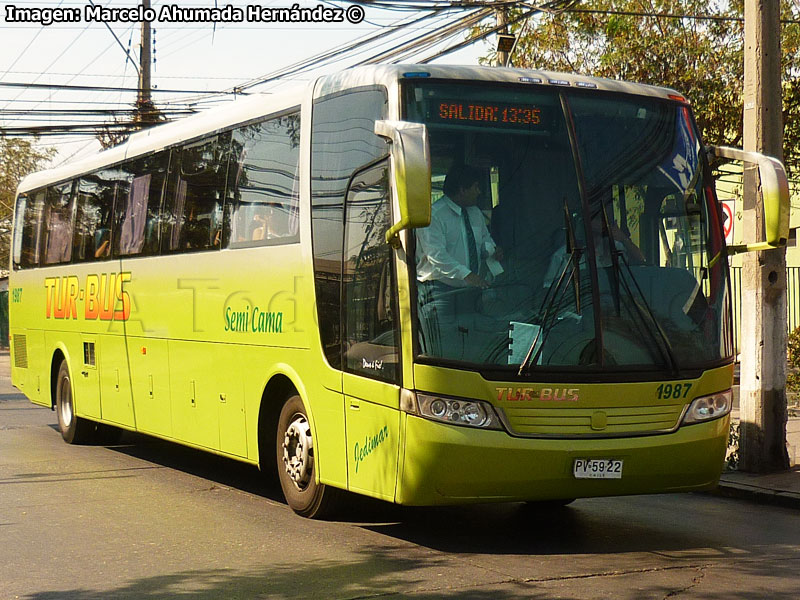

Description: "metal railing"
729 266 800 353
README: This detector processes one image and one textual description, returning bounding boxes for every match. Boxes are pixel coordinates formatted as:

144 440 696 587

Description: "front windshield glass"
404 81 732 375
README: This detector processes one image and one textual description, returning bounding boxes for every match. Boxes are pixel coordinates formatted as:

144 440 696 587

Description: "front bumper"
396 412 730 505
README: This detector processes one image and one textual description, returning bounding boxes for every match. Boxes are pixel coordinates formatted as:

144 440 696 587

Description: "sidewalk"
716 404 800 509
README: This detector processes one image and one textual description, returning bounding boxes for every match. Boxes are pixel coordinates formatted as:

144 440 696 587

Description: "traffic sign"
721 200 735 244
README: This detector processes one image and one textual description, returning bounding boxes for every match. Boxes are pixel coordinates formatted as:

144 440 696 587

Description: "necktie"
461 208 479 273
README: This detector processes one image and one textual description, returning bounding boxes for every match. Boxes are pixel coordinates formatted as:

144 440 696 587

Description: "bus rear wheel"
55 360 96 444
276 394 339 519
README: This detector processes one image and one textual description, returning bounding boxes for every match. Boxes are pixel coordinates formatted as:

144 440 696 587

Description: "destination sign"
432 100 543 127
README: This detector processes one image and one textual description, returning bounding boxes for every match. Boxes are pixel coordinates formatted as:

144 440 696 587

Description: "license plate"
573 458 623 479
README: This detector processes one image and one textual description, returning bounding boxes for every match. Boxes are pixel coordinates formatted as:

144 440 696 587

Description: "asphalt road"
3 372 800 599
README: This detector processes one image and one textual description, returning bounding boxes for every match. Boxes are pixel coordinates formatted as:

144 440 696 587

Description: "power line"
0 0 61 80
85 0 140 75
230 7 449 92
418 0 579 63
0 109 195 116
0 81 244 95
0 0 509 144
2 70 252 80
362 6 492 64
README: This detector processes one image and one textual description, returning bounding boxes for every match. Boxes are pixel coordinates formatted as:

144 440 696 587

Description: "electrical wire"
419 0 580 63
0 0 63 81
1 0 525 142
0 81 245 94
230 7 448 93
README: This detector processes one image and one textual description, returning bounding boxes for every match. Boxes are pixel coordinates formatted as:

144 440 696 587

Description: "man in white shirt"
416 165 502 288
415 165 503 358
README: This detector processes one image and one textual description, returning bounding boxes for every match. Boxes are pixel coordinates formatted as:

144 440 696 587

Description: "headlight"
416 393 503 430
681 389 732 425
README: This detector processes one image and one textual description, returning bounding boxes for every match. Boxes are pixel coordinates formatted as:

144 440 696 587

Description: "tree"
0 137 56 275
487 1 800 176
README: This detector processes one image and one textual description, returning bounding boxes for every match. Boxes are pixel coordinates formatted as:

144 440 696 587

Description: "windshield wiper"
518 204 582 376
595 203 678 373
598 204 622 316
564 203 582 314
615 249 680 374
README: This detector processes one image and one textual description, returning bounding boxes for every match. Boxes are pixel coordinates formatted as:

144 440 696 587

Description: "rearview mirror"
708 146 790 253
374 120 431 246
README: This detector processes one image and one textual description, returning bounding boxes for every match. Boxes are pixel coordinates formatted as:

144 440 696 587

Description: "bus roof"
313 64 684 102
17 64 684 195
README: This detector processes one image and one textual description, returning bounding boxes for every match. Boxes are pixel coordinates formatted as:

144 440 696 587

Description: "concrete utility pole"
135 0 156 125
739 0 789 472
495 1 510 67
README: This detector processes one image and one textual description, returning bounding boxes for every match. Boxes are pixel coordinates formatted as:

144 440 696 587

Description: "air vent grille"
83 342 96 366
13 334 28 368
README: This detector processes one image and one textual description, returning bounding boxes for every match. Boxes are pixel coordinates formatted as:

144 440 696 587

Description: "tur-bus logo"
44 273 131 321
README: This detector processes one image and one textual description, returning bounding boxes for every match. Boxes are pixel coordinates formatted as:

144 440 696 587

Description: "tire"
276 394 340 519
55 360 96 444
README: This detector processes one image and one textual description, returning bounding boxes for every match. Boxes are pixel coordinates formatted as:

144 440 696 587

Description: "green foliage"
726 419 740 470
0 137 56 273
787 326 800 393
486 1 800 178
0 137 56 218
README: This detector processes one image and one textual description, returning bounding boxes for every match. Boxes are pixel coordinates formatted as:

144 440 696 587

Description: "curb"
713 479 800 510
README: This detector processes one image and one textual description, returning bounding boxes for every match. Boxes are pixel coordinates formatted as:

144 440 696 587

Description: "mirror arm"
708 145 790 252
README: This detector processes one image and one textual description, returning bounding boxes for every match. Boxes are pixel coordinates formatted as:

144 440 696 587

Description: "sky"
1 0 496 167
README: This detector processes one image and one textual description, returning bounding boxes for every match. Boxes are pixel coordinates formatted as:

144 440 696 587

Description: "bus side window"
163 134 230 253
42 181 76 265
224 112 301 248
74 170 117 262
342 160 400 383
12 190 45 269
115 151 169 257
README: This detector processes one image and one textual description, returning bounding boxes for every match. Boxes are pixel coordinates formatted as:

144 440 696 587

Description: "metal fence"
729 266 800 354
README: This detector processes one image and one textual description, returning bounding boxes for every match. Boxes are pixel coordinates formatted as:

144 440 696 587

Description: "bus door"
341 161 402 500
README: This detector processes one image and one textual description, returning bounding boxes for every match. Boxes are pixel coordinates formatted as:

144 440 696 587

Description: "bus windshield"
404 81 732 375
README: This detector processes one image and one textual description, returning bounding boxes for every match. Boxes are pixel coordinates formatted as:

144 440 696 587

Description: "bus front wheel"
55 360 95 444
276 394 339 518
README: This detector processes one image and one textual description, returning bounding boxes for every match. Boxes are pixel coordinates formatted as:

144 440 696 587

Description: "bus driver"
415 164 503 357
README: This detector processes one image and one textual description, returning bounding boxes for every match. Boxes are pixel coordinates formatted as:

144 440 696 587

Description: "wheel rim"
282 413 313 490
59 375 73 428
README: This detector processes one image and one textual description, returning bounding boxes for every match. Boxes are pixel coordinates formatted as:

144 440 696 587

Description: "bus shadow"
95 430 797 560
104 429 286 504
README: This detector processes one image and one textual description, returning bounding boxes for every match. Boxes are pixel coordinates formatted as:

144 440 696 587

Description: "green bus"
10 65 789 518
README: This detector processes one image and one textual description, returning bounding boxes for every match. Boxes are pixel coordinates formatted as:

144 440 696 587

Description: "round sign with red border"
721 201 734 243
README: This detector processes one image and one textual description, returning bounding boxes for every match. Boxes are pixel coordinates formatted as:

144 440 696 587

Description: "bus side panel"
127 336 172 438
343 372 400 500
345 396 400 501
306 378 347 489
77 334 101 419
216 346 246 458
20 328 46 407
98 333 135 428
169 339 222 451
